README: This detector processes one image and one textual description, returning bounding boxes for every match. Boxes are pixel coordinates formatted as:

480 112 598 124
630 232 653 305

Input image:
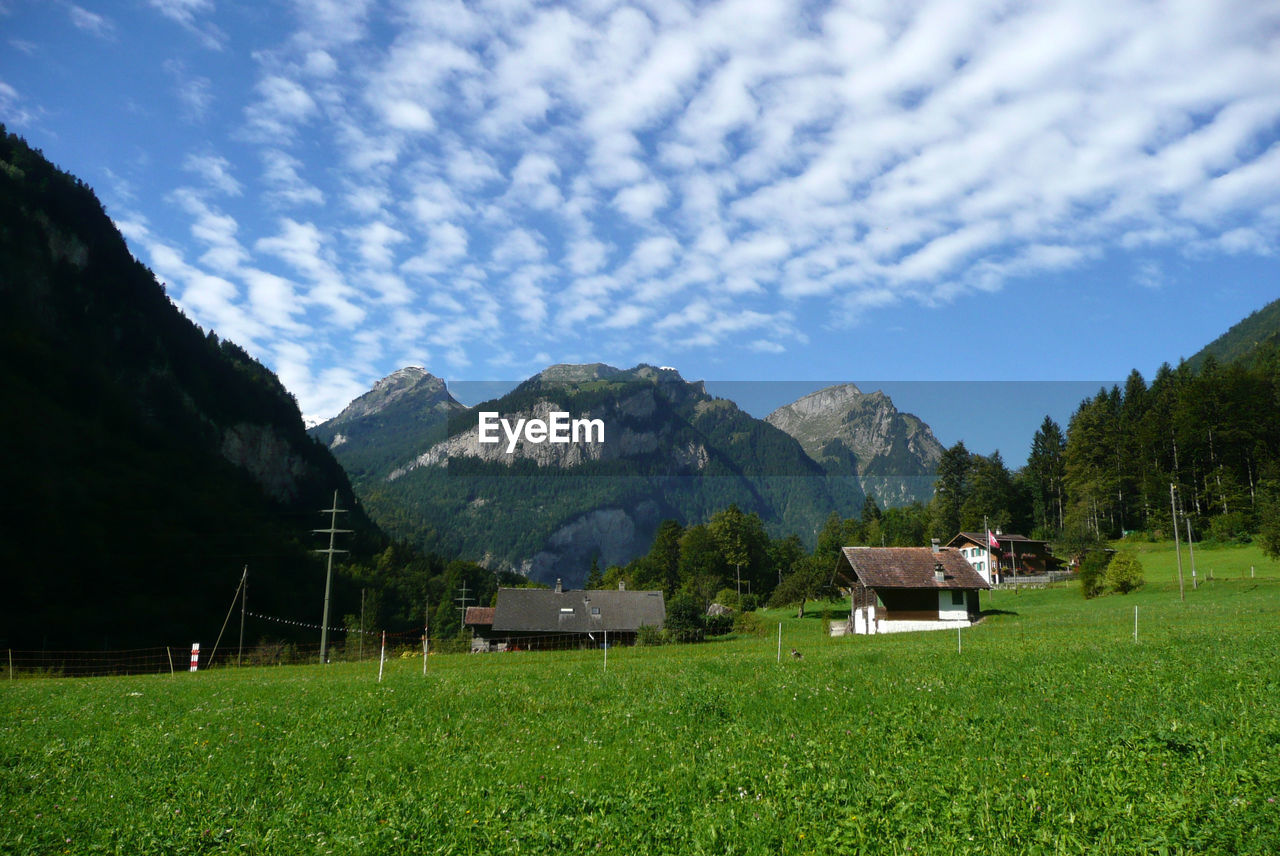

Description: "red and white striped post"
189 643 200 672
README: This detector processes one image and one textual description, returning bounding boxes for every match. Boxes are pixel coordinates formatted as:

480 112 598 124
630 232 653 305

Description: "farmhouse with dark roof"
465 580 666 652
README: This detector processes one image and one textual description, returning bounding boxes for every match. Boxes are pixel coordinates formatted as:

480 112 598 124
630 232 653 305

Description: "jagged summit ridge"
766 383 943 506
328 366 453 425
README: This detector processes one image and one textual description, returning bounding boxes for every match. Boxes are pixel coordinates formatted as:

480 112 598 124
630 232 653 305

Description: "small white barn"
836 545 990 635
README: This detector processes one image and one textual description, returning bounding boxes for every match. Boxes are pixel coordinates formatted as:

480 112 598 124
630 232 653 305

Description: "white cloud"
68 5 114 39
507 152 563 209
261 149 324 207
349 220 407 268
183 153 241 196
147 0 223 49
613 180 670 221
245 76 317 140
88 0 1280 417
255 219 365 324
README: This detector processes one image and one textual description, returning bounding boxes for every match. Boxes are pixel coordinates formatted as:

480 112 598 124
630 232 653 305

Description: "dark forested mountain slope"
0 128 381 648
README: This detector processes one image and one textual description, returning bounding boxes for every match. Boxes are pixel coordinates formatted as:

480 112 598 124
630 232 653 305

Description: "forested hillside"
0 129 391 648
1187 297 1280 370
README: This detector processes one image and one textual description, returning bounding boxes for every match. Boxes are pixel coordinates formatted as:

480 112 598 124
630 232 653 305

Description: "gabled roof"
947 531 1047 548
464 606 495 627
490 588 666 633
839 547 990 591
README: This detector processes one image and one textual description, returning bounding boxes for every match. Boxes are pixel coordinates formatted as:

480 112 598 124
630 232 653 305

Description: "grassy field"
3 542 1280 855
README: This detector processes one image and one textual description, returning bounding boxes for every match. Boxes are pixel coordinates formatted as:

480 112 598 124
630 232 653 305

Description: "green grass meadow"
4 543 1280 855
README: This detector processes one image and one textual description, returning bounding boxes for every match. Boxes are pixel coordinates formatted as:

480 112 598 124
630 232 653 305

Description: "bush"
1079 551 1111 599
665 594 706 643
733 611 767 637
739 593 759 612
1107 552 1145 594
705 613 734 636
1207 511 1251 544
712 588 740 610
636 624 665 646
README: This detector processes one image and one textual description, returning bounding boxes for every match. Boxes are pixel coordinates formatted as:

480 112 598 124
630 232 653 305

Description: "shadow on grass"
981 609 1020 617
799 609 851 621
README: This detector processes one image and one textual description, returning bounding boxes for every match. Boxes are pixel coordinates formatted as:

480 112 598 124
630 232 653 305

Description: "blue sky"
3 0 1279 461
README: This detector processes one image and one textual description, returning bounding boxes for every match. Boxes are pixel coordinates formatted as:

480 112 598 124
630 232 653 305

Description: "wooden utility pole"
237 566 247 667
1171 484 1185 602
1186 517 1197 589
314 491 351 664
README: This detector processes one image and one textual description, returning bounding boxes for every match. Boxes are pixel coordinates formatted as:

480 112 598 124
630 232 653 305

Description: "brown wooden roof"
839 547 990 591
464 606 495 626
947 532 1047 548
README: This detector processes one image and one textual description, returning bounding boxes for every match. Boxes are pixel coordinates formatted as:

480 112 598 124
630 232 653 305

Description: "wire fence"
3 623 667 679
2 625 431 679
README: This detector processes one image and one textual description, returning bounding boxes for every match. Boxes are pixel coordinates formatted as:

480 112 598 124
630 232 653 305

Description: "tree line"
592 345 1280 618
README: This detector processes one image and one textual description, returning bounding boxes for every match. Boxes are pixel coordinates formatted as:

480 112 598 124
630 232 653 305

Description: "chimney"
930 538 940 553
555 578 562 593
934 561 945 582
618 580 626 591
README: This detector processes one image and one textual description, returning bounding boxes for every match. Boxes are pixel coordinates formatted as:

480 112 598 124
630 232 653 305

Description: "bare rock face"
518 505 662 585
220 423 313 504
766 384 944 506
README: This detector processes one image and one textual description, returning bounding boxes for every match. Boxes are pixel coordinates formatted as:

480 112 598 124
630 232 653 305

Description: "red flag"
988 530 1000 550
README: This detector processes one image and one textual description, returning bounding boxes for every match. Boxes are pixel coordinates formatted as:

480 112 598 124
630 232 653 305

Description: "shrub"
712 588 740 610
705 613 734 636
665 594 705 643
1078 551 1111 599
739 593 759 612
636 624 665 646
733 611 767 637
1107 551 1145 594
1207 511 1251 544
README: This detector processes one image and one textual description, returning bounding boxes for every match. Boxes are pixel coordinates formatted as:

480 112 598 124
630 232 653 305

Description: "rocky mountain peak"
766 383 943 506
329 366 453 425
775 383 865 419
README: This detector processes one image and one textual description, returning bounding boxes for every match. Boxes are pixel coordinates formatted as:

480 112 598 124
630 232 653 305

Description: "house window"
951 591 964 606
591 607 600 615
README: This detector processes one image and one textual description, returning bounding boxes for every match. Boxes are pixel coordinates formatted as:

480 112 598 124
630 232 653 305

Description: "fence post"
7 649 11 680
1134 606 1138 644
166 647 174 675
189 643 200 673
777 622 782 664
377 631 386 683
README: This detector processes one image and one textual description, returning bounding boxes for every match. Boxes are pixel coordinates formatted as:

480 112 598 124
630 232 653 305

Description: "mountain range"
9 122 1277 643
312 365 944 587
